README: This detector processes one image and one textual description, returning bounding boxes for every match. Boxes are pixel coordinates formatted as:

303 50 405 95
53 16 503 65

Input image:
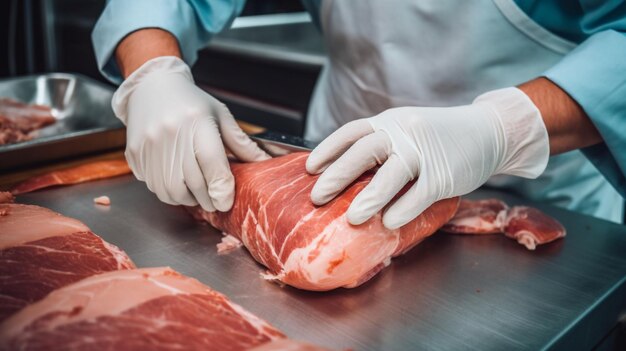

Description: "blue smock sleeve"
91 0 246 84
543 3 626 197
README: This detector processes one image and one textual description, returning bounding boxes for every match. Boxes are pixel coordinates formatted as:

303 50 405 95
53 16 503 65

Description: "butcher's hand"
112 56 269 211
306 88 550 229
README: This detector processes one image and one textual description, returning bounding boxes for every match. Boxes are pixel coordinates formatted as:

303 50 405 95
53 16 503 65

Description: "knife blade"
250 131 317 156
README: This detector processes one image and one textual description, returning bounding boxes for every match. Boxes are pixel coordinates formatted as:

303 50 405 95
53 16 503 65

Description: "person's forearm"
115 29 182 79
518 77 602 155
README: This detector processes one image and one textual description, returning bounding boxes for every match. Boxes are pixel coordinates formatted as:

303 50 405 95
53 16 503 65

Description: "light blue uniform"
93 0 626 222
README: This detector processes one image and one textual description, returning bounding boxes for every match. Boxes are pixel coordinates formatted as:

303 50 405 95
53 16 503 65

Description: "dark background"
0 0 304 80
0 0 317 136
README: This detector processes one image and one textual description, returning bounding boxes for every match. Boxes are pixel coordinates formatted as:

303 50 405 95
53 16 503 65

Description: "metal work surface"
0 73 123 170
16 176 626 351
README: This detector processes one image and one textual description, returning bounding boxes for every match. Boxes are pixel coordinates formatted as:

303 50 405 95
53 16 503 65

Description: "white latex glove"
306 88 549 229
112 56 269 211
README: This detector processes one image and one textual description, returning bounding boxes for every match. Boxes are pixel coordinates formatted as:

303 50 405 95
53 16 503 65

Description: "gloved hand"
306 88 549 229
112 56 269 211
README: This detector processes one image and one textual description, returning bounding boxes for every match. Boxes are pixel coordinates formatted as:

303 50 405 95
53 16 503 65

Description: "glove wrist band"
111 56 193 125
474 87 550 179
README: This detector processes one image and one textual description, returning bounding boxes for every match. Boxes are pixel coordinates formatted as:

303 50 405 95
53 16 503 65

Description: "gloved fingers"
346 154 412 225
182 143 216 212
165 179 198 207
144 136 197 207
382 177 436 229
193 117 236 212
136 137 167 202
142 163 176 206
217 106 270 162
310 130 391 206
163 129 199 207
124 148 145 182
306 119 374 174
124 133 147 181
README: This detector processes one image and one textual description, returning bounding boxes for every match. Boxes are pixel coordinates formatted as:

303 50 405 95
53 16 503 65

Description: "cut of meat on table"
0 98 56 145
93 195 111 206
0 267 294 351
10 159 131 195
0 203 135 323
0 192 13 204
442 199 566 250
503 206 566 250
217 234 243 254
249 339 333 351
189 152 461 291
442 199 509 234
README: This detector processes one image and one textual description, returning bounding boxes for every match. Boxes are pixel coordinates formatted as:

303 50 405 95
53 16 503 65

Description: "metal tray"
0 73 124 171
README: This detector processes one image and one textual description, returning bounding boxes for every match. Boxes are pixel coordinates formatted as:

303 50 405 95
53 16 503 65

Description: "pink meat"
442 199 566 250
0 192 13 204
0 98 55 122
0 98 56 145
250 339 332 351
10 160 131 195
0 267 288 351
190 152 460 291
0 203 135 322
442 199 508 234
503 206 566 250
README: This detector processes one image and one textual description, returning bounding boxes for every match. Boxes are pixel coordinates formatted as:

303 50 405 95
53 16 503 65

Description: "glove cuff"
474 87 549 178
111 56 193 125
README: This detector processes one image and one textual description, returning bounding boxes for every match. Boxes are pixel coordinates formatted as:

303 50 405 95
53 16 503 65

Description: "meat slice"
10 159 131 195
442 199 566 250
0 98 56 145
0 203 134 322
503 206 566 250
190 152 460 291
93 195 111 206
0 192 13 204
0 267 287 351
217 234 243 254
249 339 332 351
442 199 508 234
0 98 55 121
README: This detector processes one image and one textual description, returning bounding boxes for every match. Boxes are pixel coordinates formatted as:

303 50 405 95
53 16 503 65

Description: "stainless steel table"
17 175 626 351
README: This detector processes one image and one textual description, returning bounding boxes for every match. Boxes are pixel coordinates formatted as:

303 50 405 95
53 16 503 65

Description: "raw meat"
0 98 56 145
503 206 566 250
0 267 288 351
442 199 508 234
10 159 131 195
0 203 134 322
189 152 460 291
0 192 13 204
217 234 243 254
0 98 55 121
250 339 332 351
93 195 111 206
442 199 566 250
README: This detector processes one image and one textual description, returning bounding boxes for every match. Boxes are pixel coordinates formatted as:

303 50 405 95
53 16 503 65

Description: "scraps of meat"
0 98 56 145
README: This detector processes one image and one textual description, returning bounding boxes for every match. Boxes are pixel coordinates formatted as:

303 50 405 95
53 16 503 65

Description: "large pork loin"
190 152 460 291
